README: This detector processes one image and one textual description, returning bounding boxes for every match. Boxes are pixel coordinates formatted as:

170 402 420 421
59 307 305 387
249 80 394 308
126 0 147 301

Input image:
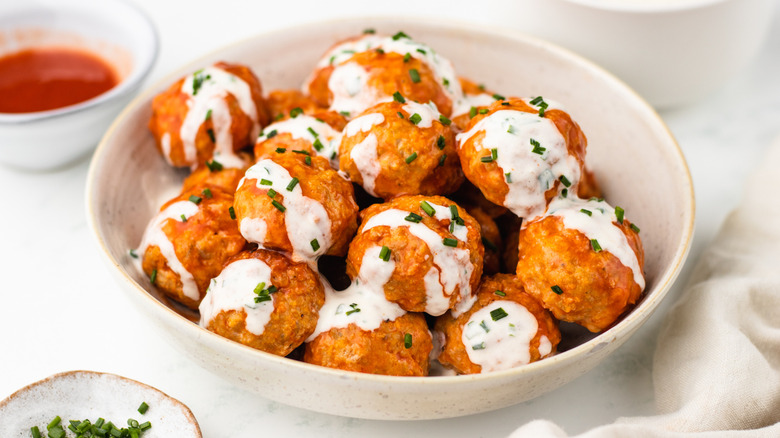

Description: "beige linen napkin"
510 137 780 437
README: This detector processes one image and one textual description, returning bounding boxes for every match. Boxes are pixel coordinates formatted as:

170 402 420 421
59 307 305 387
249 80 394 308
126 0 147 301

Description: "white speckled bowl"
86 17 695 420
0 371 201 437
0 0 158 170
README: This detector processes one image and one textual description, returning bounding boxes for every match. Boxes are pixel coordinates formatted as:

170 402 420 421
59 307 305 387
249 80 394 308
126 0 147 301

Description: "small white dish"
0 0 158 170
0 370 201 437
87 17 695 420
504 0 776 108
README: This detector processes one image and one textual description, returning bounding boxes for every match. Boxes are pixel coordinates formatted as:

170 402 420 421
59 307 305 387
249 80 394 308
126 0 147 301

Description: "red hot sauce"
0 47 118 113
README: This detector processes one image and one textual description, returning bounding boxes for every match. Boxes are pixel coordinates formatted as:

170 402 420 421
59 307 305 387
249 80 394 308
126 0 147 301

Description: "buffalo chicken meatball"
233 152 358 262
137 186 246 309
148 62 271 169
199 248 325 356
456 97 587 221
339 99 463 199
305 33 462 118
515 196 645 332
346 195 483 316
254 112 345 169
434 274 560 374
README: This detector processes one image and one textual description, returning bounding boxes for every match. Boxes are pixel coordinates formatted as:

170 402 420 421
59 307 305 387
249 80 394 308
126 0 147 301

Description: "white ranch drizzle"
544 196 646 290
198 258 274 336
179 66 259 168
327 62 378 117
402 101 441 128
361 207 474 316
160 132 172 164
239 159 332 264
311 34 464 115
457 106 581 220
343 112 386 195
307 246 406 341
452 93 496 118
461 300 542 372
257 115 342 168
136 200 200 301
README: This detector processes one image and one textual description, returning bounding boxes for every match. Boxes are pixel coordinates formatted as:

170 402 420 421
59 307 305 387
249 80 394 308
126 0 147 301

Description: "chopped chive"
286 177 299 191
307 127 318 138
205 109 212 121
492 93 505 101
311 239 320 251
562 188 569 198
274 113 284 120
494 290 506 297
346 303 361 315
205 159 223 172
505 172 512 183
289 107 303 118
275 147 287 153
313 138 324 151
478 84 486 91
267 188 277 198
501 102 511 106
379 245 391 261
206 128 215 143
292 149 310 155
472 342 486 351
405 212 422 223
404 333 413 349
478 108 489 115
189 195 202 204
590 239 602 252
559 175 572 187
48 417 61 430
530 138 546 155
31 426 42 438
202 188 212 198
392 31 409 40
405 152 418 163
438 154 447 167
507 125 515 134
139 422 152 431
481 236 498 252
490 307 508 321
129 249 138 259
469 106 477 119
229 206 236 219
409 113 422 125
339 111 351 117
266 129 278 139
491 148 498 160
615 206 625 224
442 77 450 86
403 52 411 63
442 238 458 247
437 135 446 150
630 223 641 233
449 204 460 220
150 269 157 285
363 28 375 34
260 178 272 186
397 111 405 119
416 48 427 54
529 96 544 106
551 285 564 295
138 402 149 414
305 155 312 165
580 208 592 216
439 115 451 126
180 214 187 222
409 69 421 83
392 91 406 103
272 200 286 212
480 154 494 163
128 419 139 428
420 201 435 217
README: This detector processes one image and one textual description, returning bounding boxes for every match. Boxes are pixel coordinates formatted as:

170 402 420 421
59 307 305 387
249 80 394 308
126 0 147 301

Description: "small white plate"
0 371 201 438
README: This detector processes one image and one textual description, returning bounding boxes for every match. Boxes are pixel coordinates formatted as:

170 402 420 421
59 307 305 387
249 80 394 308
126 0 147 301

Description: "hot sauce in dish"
0 47 118 113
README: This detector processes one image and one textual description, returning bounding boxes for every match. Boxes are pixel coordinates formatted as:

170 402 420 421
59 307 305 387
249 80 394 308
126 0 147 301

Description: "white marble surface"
1 1 779 436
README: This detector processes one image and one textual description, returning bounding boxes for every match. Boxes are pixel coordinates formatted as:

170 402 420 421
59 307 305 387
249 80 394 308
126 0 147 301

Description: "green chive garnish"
363 28 376 34
590 239 602 252
266 129 278 139
304 155 312 165
31 426 42 438
493 93 505 101
469 106 477 118
202 188 212 198
397 111 405 119
392 91 406 103
409 113 422 125
272 200 286 212
490 307 508 321
480 154 494 163
531 138 546 155
289 107 303 118
228 206 236 220
481 236 498 252
472 342 486 351
478 108 488 115
420 201 435 217
439 115 451 126
551 285 564 295
580 208 592 216
505 172 512 183
562 188 568 198
559 175 571 187
275 147 286 153
437 135 446 150
205 159 223 172
206 128 215 143
491 148 498 160
409 69 421 83
311 239 320 251
404 333 413 349
292 149 310 155
346 303 361 315
405 212 423 223
267 188 277 198
630 223 641 233
438 154 447 167
403 52 411 63
307 127 318 138
615 206 625 224
449 205 459 220
442 78 450 86
205 109 212 121
150 269 157 285
494 290 506 297
129 249 138 259
286 177 299 191
392 31 409 40
138 402 149 415
339 111 351 117
313 138 324 151
189 195 202 204
260 178 272 186
379 245 391 261
180 214 187 222
442 238 458 247
405 152 418 163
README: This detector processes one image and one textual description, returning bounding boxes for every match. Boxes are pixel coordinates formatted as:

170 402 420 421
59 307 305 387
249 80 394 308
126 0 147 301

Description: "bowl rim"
86 15 695 387
560 0 728 13
0 0 159 125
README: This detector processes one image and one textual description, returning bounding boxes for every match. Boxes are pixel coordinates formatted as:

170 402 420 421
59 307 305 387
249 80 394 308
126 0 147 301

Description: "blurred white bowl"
87 17 694 420
0 0 158 170
505 0 776 109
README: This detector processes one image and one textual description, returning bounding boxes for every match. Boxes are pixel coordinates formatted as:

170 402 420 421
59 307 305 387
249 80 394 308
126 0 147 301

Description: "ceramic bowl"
86 17 695 420
0 370 201 437
0 0 158 170
504 0 776 109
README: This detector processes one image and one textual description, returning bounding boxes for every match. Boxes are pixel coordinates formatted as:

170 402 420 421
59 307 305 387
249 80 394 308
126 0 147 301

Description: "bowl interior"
87 17 694 418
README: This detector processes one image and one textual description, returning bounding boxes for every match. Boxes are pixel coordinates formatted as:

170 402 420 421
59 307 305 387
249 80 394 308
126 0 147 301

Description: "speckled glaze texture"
0 371 201 437
86 17 695 420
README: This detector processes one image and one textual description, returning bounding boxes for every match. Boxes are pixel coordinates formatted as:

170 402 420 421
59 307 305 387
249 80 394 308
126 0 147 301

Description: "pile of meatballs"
137 31 645 376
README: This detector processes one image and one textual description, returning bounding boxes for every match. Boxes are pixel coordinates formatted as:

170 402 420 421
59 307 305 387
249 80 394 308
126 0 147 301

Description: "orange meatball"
181 162 248 194
265 89 347 131
456 97 587 220
434 274 560 374
254 111 346 169
139 185 246 309
305 33 462 117
515 197 645 332
304 313 432 376
346 195 483 315
199 248 325 356
148 62 271 168
233 151 358 262
339 100 463 200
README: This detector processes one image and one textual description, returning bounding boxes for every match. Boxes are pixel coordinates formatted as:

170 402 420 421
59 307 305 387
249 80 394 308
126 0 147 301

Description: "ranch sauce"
199 258 275 336
257 114 342 168
343 112 386 195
